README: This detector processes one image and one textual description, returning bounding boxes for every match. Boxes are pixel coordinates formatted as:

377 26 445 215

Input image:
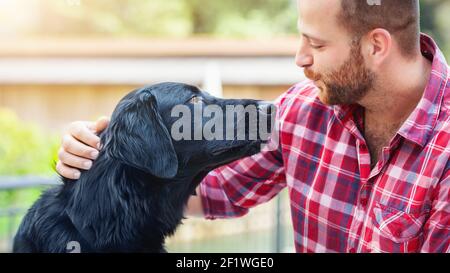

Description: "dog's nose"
257 101 275 115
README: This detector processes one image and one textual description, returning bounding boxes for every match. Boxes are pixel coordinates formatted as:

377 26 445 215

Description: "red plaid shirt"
199 34 450 253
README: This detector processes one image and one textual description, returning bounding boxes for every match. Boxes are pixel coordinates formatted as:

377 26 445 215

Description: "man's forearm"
185 186 204 218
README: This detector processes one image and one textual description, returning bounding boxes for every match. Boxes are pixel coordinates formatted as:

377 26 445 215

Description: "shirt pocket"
372 202 428 245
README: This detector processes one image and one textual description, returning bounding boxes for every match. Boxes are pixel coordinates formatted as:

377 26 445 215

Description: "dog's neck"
63 152 200 252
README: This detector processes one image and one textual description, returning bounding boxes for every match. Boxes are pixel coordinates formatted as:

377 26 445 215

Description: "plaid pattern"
200 34 450 253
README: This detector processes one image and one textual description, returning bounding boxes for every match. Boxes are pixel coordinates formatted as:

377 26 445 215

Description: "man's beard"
304 40 376 105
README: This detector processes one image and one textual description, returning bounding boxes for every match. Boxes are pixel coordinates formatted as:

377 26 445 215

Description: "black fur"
13 82 273 253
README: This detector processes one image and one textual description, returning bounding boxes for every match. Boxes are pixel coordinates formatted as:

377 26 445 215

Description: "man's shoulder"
434 74 450 135
443 69 450 116
275 80 333 118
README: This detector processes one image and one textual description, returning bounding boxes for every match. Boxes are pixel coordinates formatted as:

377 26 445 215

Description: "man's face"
296 0 375 105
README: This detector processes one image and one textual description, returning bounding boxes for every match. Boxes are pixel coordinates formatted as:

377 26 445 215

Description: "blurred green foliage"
0 108 58 176
20 0 447 56
33 0 298 38
420 0 450 56
0 108 59 242
0 0 447 56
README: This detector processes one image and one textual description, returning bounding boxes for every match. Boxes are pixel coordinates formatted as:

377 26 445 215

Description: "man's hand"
56 117 110 179
186 187 204 217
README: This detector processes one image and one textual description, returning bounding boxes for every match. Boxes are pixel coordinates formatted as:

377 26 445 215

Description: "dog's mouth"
204 140 264 170
210 140 264 157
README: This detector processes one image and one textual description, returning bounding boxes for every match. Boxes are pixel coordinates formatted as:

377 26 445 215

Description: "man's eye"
310 44 324 50
189 96 203 104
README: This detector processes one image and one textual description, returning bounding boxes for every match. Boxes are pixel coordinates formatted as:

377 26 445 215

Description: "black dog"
13 82 273 253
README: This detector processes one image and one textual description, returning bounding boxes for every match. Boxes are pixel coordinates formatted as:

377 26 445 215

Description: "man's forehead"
297 21 327 42
297 0 345 40
297 0 341 13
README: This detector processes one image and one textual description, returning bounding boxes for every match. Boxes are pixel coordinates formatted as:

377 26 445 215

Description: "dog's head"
103 82 274 180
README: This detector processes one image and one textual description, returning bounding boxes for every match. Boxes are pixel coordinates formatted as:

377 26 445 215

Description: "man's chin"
311 80 337 105
316 86 333 105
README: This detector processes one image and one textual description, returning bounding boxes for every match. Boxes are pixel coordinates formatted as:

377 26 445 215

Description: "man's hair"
338 0 420 58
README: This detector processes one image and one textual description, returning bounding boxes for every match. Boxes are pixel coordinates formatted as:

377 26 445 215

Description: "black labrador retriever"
13 82 274 253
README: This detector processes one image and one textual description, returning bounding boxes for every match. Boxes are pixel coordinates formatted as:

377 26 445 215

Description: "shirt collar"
333 33 449 147
396 33 448 147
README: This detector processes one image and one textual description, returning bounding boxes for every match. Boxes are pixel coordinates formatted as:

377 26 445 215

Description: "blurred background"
0 0 449 253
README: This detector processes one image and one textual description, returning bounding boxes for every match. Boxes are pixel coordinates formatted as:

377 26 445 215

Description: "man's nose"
295 42 313 68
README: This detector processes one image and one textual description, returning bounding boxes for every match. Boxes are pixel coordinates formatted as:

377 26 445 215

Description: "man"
56 0 449 253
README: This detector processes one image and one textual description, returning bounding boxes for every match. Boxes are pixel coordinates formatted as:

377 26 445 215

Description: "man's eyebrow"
297 21 328 43
301 33 328 43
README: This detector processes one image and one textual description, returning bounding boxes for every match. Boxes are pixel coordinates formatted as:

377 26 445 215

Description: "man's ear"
364 28 392 66
105 91 178 179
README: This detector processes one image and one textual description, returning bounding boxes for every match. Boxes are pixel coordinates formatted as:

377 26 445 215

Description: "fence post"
273 194 283 253
7 204 15 251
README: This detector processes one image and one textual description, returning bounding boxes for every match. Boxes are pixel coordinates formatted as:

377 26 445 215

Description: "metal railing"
0 176 60 251
0 176 60 190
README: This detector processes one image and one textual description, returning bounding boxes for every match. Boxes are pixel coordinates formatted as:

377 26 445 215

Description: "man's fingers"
68 121 101 149
61 134 99 160
56 161 81 180
56 118 108 180
95 116 110 134
94 117 110 149
58 148 93 170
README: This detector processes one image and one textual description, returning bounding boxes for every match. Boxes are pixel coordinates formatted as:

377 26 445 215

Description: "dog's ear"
105 91 178 179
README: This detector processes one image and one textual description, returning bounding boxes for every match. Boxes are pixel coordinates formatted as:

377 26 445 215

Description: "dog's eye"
189 96 203 104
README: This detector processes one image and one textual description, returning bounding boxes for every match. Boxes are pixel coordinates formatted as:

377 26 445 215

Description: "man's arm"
194 84 298 220
186 187 204 217
195 133 286 220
